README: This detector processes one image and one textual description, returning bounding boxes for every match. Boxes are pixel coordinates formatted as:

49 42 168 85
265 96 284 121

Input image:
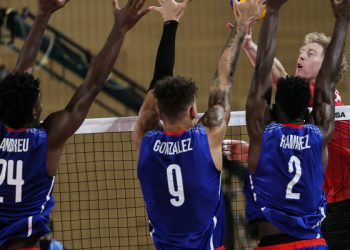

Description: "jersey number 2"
167 164 185 207
286 156 302 200
0 159 24 203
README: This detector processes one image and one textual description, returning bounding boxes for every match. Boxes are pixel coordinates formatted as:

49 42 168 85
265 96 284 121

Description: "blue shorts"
0 201 53 247
0 215 51 247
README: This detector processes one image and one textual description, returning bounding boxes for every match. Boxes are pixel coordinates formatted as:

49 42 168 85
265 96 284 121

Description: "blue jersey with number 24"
0 125 54 247
138 125 224 250
245 122 327 239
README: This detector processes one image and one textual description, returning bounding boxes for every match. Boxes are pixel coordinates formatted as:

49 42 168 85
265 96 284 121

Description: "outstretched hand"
222 140 249 161
149 0 191 22
331 0 350 21
113 0 150 33
233 0 260 25
38 0 70 15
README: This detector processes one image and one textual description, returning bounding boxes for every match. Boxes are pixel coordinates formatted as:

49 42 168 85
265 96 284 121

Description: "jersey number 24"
0 159 24 203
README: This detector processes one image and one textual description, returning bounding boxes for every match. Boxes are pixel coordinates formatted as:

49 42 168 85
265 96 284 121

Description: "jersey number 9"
167 164 185 207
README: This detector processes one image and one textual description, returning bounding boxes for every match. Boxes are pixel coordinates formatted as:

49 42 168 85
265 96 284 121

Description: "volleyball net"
51 106 350 250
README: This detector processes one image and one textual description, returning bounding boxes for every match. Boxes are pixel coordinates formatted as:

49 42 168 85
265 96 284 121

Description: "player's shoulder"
190 124 207 135
304 123 322 135
264 122 282 133
19 126 48 144
143 129 162 139
30 125 47 137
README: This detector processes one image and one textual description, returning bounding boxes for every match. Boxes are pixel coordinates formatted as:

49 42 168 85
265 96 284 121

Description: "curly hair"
275 76 311 119
154 76 198 120
0 72 40 128
303 32 348 84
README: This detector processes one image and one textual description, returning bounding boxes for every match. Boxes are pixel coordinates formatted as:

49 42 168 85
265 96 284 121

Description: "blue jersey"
245 122 326 239
138 125 224 249
0 125 54 246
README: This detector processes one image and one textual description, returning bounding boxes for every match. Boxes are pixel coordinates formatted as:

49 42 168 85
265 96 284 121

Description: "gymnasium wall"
0 0 349 117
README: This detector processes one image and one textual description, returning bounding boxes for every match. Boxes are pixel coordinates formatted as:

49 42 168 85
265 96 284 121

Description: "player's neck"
163 118 194 133
278 117 304 125
274 106 306 125
4 121 37 130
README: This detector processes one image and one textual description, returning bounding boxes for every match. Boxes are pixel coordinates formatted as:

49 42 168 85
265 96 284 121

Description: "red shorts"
215 246 226 250
254 238 327 250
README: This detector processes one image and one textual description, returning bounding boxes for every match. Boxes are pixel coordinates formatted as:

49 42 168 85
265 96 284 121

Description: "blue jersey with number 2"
138 125 224 250
0 125 54 247
245 122 327 239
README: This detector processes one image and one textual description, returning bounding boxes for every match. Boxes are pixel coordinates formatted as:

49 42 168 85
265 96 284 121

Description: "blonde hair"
303 32 348 83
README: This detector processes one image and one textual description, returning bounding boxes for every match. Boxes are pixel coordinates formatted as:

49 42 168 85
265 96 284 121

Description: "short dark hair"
0 72 40 128
154 76 198 119
275 76 310 119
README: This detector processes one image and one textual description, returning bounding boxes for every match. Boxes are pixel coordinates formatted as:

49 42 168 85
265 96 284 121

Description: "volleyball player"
133 0 260 249
245 0 350 248
237 3 350 249
0 0 149 249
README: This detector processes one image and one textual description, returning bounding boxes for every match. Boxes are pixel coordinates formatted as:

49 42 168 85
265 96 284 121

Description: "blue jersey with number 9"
138 125 224 249
0 125 54 247
245 122 326 239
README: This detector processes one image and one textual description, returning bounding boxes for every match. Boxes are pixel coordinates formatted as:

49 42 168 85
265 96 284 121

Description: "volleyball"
230 0 266 20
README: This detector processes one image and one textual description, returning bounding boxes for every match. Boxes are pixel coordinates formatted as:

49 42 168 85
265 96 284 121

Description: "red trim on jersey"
253 238 327 250
164 129 187 136
282 123 304 128
215 246 226 250
18 248 40 250
309 81 343 107
5 128 29 132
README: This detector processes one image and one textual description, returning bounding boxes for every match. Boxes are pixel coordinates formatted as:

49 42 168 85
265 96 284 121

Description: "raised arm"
242 24 287 85
133 0 190 160
312 0 350 143
14 0 69 73
43 0 149 176
199 0 259 145
148 0 192 89
197 0 259 171
245 0 288 172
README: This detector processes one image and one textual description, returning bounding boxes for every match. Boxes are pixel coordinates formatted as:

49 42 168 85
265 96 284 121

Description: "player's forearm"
207 22 245 111
243 40 258 67
251 8 279 99
244 39 285 87
149 20 178 90
316 18 348 96
216 22 246 85
84 25 126 91
255 8 279 78
61 27 126 139
14 13 51 73
271 57 288 86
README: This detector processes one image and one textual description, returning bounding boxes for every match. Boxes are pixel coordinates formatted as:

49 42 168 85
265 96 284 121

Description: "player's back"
245 122 326 239
138 124 224 249
0 125 54 246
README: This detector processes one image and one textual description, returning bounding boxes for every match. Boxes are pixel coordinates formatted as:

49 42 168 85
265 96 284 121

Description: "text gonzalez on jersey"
153 138 193 155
